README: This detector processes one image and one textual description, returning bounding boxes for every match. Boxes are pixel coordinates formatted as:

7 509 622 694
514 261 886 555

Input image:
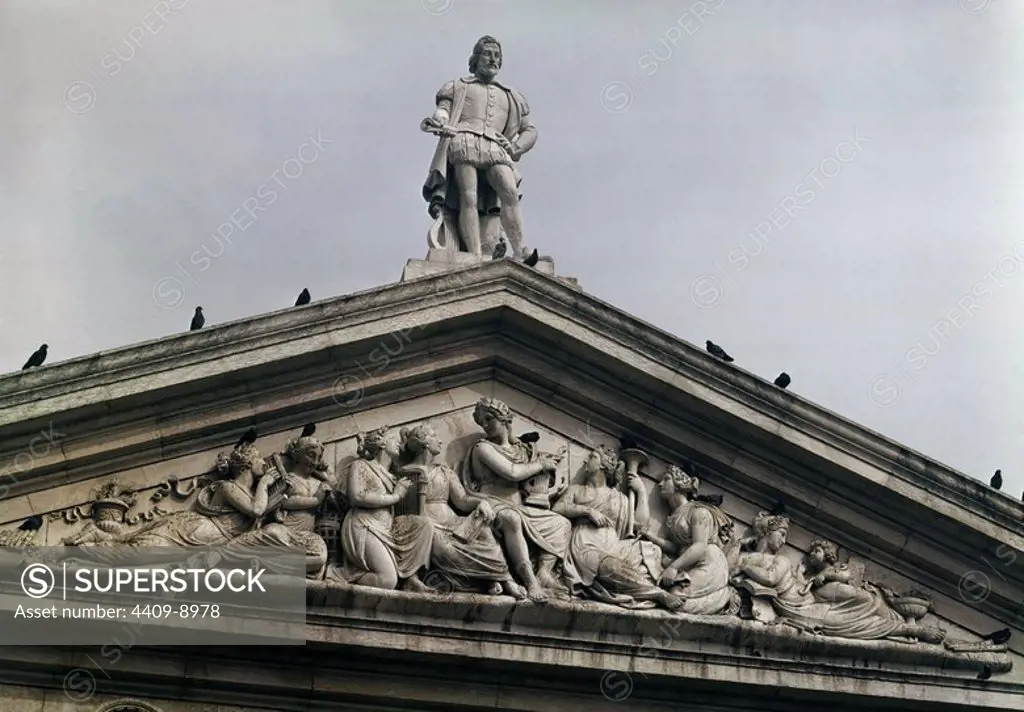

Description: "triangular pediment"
1 260 1021 707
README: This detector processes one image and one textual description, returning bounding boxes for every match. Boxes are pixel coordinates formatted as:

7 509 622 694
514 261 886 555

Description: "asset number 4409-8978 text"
131 604 220 618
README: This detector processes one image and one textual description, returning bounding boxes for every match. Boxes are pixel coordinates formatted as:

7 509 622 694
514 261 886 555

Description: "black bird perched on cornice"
300 423 316 438
491 236 507 260
235 427 258 449
295 288 311 306
22 344 47 370
190 306 205 331
990 469 1003 490
18 515 43 531
981 628 1011 645
518 431 540 444
774 372 791 389
705 340 734 363
681 459 700 478
523 248 540 267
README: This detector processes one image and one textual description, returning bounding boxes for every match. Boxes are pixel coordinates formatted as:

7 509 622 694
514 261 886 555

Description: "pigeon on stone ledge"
981 628 1011 645
774 372 791 389
22 344 48 370
300 423 316 438
990 469 1002 490
235 427 258 449
19 515 43 531
491 237 507 260
190 306 205 331
295 288 311 306
518 431 540 444
523 248 540 267
705 340 734 363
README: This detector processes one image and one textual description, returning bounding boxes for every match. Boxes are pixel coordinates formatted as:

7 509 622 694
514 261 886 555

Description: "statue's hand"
639 527 661 545
626 473 644 495
422 117 455 137
475 500 496 523
540 446 567 471
394 477 414 499
587 508 611 528
493 133 517 159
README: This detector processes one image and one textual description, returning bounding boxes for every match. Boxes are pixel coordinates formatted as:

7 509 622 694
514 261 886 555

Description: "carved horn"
619 448 649 537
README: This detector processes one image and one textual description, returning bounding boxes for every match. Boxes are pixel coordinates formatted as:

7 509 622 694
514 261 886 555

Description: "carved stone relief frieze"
32 397 1010 675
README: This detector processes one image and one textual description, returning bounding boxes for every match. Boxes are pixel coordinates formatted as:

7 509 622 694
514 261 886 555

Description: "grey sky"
1 0 1022 499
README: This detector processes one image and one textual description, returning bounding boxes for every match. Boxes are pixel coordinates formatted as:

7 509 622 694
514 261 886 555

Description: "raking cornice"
1 259 1019 539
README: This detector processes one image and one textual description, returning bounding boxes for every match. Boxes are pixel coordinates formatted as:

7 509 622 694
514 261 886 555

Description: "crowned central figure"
461 398 580 602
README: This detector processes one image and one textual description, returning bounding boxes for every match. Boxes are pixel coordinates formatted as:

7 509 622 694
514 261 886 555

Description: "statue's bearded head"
469 35 502 80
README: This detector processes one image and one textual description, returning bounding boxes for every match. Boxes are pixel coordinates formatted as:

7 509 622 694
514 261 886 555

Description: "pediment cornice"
0 261 1021 645
1 261 1018 532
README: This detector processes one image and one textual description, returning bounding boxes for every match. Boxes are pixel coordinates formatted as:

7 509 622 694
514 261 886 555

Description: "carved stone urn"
890 592 933 625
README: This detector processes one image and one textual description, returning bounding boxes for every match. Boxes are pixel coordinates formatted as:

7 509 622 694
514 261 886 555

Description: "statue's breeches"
448 133 513 169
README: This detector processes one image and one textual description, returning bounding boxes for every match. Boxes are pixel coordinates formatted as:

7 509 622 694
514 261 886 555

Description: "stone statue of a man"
421 35 537 260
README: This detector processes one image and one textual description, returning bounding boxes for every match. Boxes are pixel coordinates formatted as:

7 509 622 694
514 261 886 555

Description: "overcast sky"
1 0 1022 499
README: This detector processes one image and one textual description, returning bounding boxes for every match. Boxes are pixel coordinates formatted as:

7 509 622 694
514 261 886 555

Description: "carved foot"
916 626 947 644
659 592 685 612
525 581 549 603
402 575 433 593
535 568 560 590
536 569 569 599
502 580 528 600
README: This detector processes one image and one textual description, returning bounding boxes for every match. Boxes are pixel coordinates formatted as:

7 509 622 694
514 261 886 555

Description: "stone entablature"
0 263 1021 707
0 389 1015 683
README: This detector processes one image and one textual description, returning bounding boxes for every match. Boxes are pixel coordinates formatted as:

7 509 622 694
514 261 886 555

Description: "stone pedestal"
401 247 579 289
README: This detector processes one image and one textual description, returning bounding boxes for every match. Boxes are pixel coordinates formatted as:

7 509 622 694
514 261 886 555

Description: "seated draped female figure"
638 464 740 615
553 445 682 610
392 423 525 598
272 432 332 578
